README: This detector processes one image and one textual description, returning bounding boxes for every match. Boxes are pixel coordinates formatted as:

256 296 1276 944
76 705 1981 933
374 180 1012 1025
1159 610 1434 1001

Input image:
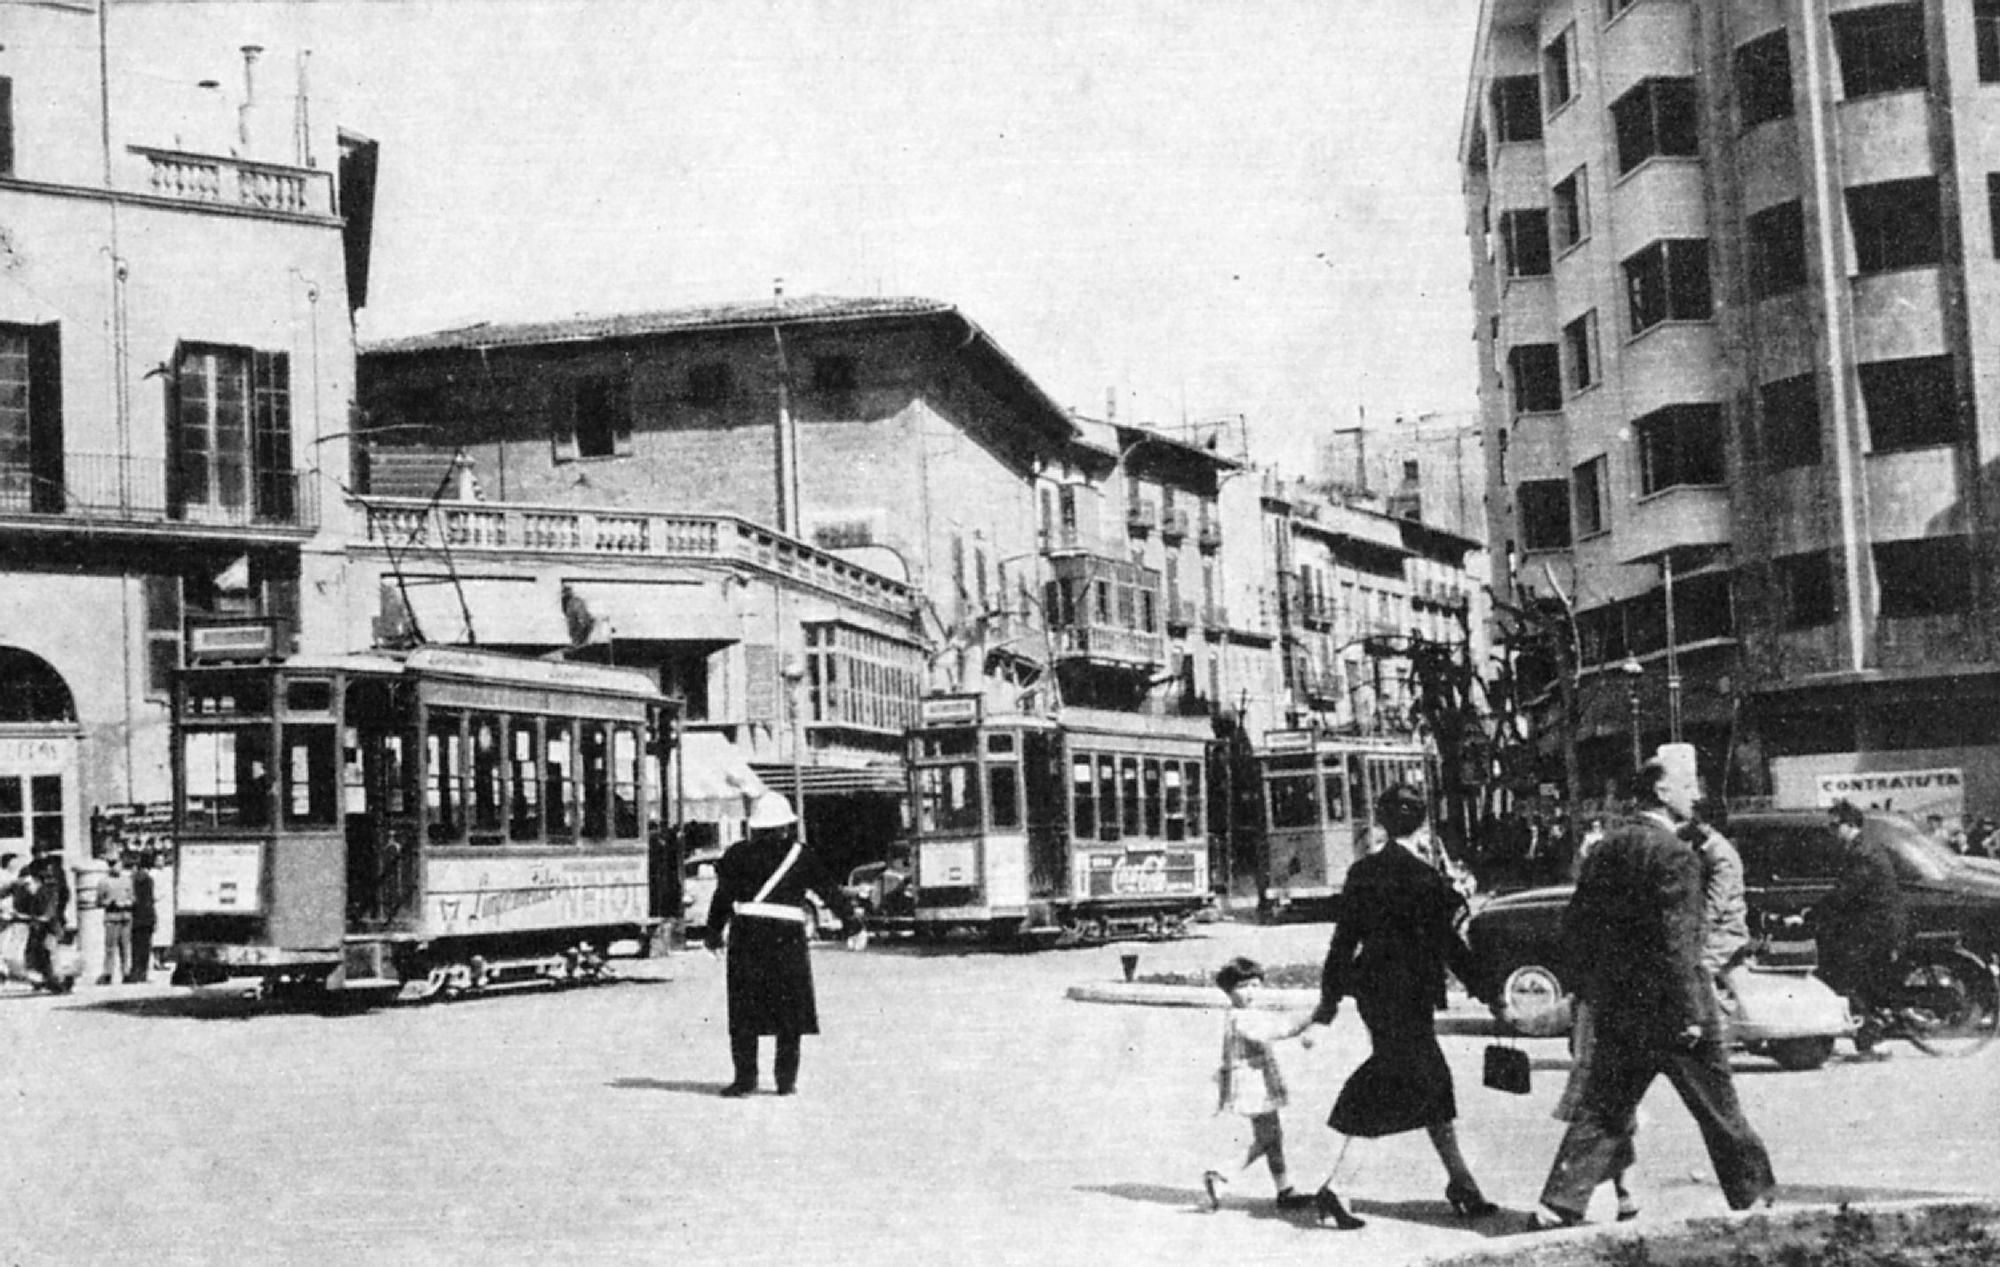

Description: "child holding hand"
1204 956 1318 1213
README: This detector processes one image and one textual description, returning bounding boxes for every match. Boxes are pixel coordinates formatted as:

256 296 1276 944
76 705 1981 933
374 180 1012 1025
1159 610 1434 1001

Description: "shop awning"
671 731 766 823
750 761 906 797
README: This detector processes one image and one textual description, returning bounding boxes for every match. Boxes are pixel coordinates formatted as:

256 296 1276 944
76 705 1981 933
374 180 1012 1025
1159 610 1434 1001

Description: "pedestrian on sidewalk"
0 852 25 983
1303 784 1505 1231
704 792 863 1098
18 844 73 993
97 853 135 986
1203 955 1318 1214
129 851 158 983
1528 746 1774 1230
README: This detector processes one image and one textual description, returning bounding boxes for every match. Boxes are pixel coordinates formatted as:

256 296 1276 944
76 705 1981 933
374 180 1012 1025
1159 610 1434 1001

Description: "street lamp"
782 655 808 845
1619 656 1644 773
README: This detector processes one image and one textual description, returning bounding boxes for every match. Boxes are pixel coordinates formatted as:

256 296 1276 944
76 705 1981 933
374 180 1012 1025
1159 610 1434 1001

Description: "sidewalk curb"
1063 981 1511 1036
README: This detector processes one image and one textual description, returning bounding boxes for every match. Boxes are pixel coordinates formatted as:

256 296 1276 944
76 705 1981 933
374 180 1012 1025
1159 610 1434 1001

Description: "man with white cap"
1528 744 1774 1228
704 791 863 1097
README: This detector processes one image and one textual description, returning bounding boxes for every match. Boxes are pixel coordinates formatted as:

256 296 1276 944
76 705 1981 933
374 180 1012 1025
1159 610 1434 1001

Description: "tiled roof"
363 295 956 356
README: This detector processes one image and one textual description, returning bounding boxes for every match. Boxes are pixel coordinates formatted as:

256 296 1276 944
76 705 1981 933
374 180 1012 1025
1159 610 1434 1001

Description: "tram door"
342 679 419 930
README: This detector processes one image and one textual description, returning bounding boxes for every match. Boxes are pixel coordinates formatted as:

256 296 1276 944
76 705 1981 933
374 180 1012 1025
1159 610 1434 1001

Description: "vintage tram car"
1252 728 1434 919
903 695 1211 941
171 645 673 998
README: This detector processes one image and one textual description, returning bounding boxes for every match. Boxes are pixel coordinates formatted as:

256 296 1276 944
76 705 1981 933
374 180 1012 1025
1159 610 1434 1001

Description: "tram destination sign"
186 619 279 664
919 694 982 726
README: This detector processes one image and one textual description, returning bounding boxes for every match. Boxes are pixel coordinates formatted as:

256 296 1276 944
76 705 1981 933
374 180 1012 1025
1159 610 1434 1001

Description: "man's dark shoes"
775 1084 797 1097
719 1081 756 1098
1275 1188 1317 1211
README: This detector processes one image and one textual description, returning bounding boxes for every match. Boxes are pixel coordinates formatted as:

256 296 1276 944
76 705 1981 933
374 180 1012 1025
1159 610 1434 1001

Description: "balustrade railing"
127 146 335 217
355 496 911 612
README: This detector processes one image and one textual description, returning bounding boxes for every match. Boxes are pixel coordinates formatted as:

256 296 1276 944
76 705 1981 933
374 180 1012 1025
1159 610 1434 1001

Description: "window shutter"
166 342 188 518
252 350 293 521
613 375 634 456
0 78 13 177
26 323 62 513
553 382 580 463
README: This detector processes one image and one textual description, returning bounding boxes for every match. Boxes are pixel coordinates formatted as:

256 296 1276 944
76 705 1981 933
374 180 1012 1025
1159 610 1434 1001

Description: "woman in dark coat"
704 792 861 1097
1305 784 1501 1228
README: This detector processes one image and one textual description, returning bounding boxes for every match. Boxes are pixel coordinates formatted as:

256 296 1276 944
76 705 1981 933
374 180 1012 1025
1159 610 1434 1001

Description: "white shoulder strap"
750 843 803 905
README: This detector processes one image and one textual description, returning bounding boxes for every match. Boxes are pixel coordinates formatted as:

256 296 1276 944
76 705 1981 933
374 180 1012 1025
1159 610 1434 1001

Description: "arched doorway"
0 647 80 858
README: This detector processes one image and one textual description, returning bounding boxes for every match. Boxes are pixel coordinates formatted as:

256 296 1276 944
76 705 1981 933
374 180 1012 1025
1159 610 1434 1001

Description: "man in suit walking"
1529 744 1775 1227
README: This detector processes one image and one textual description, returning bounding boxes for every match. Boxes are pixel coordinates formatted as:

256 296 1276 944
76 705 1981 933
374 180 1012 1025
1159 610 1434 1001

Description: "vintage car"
1466 808 2000 1069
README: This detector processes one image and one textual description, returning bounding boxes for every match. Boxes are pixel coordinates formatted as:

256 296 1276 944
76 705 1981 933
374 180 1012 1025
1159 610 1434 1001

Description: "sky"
139 0 1484 477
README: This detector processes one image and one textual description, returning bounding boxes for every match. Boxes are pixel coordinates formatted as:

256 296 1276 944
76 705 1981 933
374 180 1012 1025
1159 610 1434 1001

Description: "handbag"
1483 1040 1531 1095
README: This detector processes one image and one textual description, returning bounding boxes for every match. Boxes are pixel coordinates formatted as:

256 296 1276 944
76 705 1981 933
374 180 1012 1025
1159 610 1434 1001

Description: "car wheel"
1501 962 1571 1037
1766 1036 1835 1071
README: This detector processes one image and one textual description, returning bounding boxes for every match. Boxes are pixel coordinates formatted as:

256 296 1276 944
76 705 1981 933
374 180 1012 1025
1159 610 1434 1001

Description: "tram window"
469 715 504 838
1267 770 1319 830
341 728 365 814
989 763 1021 829
919 731 977 759
183 727 274 829
1323 769 1348 823
1164 764 1185 841
379 733 414 817
1120 758 1141 837
1185 761 1203 837
580 722 611 840
508 721 542 841
916 763 981 832
546 722 576 840
284 679 333 714
613 726 641 838
426 712 465 843
1071 757 1096 838
1097 755 1119 840
1142 760 1163 837
281 724 338 828
1347 757 1368 820
986 732 1016 756
185 675 272 717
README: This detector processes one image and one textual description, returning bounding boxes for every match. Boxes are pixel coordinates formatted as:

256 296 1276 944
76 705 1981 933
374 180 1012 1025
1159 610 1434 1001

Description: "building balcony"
1160 507 1189 541
1126 500 1157 534
354 495 913 615
1165 597 1196 630
1201 603 1229 633
1197 516 1221 551
1620 484 1730 565
1046 623 1166 671
124 146 336 219
0 452 318 542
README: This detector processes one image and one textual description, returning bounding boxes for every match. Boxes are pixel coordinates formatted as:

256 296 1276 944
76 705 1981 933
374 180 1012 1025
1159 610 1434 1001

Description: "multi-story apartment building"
1463 0 2000 817
1 11 362 869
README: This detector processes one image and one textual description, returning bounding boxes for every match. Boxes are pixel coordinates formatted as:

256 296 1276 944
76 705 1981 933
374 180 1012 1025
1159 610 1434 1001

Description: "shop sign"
0 735 72 771
1814 768 1965 820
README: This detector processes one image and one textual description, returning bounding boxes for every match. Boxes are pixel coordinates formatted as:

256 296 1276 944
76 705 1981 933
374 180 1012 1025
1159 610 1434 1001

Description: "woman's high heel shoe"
1445 1180 1500 1219
1615 1193 1640 1222
1314 1187 1366 1230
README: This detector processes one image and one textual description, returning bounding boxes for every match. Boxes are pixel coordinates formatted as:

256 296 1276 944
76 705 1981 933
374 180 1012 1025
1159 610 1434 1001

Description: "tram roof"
186 646 665 702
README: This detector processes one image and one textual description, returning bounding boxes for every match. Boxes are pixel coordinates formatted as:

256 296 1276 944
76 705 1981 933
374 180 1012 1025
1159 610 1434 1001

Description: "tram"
170 644 673 999
1253 729 1435 919
903 695 1212 941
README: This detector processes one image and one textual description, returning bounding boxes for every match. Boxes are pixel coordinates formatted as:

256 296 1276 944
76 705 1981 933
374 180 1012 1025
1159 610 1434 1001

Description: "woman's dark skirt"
1329 994 1456 1137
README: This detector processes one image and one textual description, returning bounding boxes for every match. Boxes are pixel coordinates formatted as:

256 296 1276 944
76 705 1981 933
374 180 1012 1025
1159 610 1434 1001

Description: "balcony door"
0 323 64 514
170 344 292 523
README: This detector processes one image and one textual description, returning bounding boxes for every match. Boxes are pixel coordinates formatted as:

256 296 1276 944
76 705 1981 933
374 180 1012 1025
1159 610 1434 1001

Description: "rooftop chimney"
238 45 264 153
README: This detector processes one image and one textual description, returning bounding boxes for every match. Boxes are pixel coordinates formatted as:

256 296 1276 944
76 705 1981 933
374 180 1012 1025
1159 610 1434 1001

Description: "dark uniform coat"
703 832 856 1036
1313 840 1494 1137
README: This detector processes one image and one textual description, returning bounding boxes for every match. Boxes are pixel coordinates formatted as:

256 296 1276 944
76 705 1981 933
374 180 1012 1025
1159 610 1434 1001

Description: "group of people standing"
0 847 162 992
1206 743 1777 1231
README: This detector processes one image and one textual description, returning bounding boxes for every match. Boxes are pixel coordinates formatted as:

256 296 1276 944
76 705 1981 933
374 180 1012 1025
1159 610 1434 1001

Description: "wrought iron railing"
0 452 317 531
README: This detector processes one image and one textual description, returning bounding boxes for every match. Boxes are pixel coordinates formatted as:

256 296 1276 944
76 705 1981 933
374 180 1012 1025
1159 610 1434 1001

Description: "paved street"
3 920 1996 1267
